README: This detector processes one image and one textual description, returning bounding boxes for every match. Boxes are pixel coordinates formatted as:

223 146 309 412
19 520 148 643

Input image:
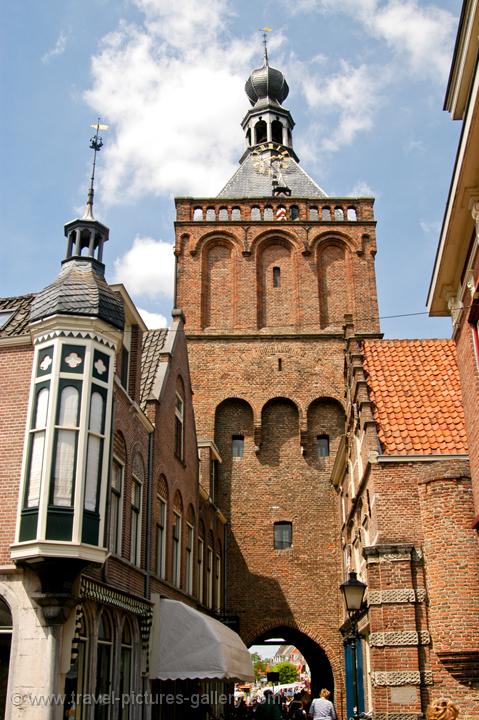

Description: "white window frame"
156 496 167 579
109 458 123 554
186 522 194 595
197 537 204 603
215 552 221 611
172 511 182 588
175 393 185 461
206 546 213 609
130 475 142 566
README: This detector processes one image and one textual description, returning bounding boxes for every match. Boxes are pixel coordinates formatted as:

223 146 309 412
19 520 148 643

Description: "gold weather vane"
259 26 272 63
85 118 109 218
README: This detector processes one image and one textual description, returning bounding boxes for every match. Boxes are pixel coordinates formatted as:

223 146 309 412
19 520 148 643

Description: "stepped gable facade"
335 331 479 718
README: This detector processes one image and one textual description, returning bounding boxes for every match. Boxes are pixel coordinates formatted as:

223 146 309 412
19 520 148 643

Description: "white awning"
149 597 254 682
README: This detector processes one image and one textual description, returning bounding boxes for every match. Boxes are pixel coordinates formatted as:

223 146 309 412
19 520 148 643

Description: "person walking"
255 689 282 720
308 689 337 720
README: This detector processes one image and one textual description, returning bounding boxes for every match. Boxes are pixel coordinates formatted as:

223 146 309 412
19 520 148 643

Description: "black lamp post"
340 571 367 720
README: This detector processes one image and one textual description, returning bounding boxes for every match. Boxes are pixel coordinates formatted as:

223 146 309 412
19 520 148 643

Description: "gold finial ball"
426 699 459 720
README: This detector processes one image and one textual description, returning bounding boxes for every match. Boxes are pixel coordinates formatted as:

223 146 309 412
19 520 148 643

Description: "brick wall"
0 344 33 564
455 251 479 522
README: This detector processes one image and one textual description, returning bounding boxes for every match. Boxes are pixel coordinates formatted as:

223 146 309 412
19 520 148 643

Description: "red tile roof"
363 339 468 455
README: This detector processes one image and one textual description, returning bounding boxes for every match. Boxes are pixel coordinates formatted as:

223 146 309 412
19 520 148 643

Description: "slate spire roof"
217 153 327 198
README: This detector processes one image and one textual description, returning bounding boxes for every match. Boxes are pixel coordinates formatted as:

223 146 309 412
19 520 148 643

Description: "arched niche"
260 397 300 467
306 398 345 466
202 241 234 329
257 240 295 329
214 399 254 512
214 398 254 462
317 241 351 329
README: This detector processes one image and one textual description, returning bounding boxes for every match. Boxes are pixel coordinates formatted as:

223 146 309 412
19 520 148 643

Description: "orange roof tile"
363 339 468 455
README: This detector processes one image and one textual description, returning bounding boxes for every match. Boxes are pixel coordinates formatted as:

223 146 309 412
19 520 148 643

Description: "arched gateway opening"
250 626 334 700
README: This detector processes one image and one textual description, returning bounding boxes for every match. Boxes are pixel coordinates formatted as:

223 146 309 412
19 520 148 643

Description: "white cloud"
113 236 175 300
42 30 69 64
420 220 441 235
84 0 268 204
138 307 168 328
290 59 385 153
348 181 377 198
287 0 456 82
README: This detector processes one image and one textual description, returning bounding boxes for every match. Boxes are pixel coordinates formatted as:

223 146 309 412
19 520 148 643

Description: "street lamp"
340 571 367 720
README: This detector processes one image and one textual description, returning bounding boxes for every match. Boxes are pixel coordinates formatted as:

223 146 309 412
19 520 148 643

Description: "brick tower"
175 48 381 695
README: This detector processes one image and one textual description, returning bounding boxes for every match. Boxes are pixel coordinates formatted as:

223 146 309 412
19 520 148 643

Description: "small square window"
274 522 292 549
316 435 330 457
232 435 244 459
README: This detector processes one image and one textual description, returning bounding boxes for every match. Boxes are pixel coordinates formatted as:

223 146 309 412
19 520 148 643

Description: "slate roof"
30 258 124 330
0 295 34 338
217 154 327 198
363 339 468 455
140 328 169 410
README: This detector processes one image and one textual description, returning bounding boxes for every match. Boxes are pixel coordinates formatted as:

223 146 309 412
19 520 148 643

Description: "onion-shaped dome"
245 62 289 106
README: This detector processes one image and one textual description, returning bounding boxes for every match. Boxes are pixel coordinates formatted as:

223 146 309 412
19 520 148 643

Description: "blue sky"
1 0 462 337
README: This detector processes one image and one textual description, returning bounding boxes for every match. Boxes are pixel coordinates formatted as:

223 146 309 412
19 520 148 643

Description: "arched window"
309 207 319 221
218 207 228 221
193 207 203 221
120 618 134 716
172 491 183 588
255 119 267 144
272 120 283 144
322 207 331 221
175 379 185 461
157 475 168 579
206 532 214 609
334 206 344 221
197 521 205 603
291 205 299 220
215 546 222 612
264 206 273 221
130 458 144 566
251 206 261 221
96 611 113 719
231 207 241 220
206 207 216 221
110 432 126 555
347 207 357 221
186 507 195 596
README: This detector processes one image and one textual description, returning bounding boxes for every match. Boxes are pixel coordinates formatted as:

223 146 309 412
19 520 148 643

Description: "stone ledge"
371 671 433 687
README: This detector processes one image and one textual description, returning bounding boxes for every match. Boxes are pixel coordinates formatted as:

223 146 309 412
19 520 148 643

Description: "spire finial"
260 27 272 65
83 118 109 220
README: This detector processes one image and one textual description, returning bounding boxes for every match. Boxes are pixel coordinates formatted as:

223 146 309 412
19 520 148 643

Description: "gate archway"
250 625 335 700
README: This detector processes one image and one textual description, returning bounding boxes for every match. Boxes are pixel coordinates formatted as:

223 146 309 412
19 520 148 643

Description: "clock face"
251 143 290 177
